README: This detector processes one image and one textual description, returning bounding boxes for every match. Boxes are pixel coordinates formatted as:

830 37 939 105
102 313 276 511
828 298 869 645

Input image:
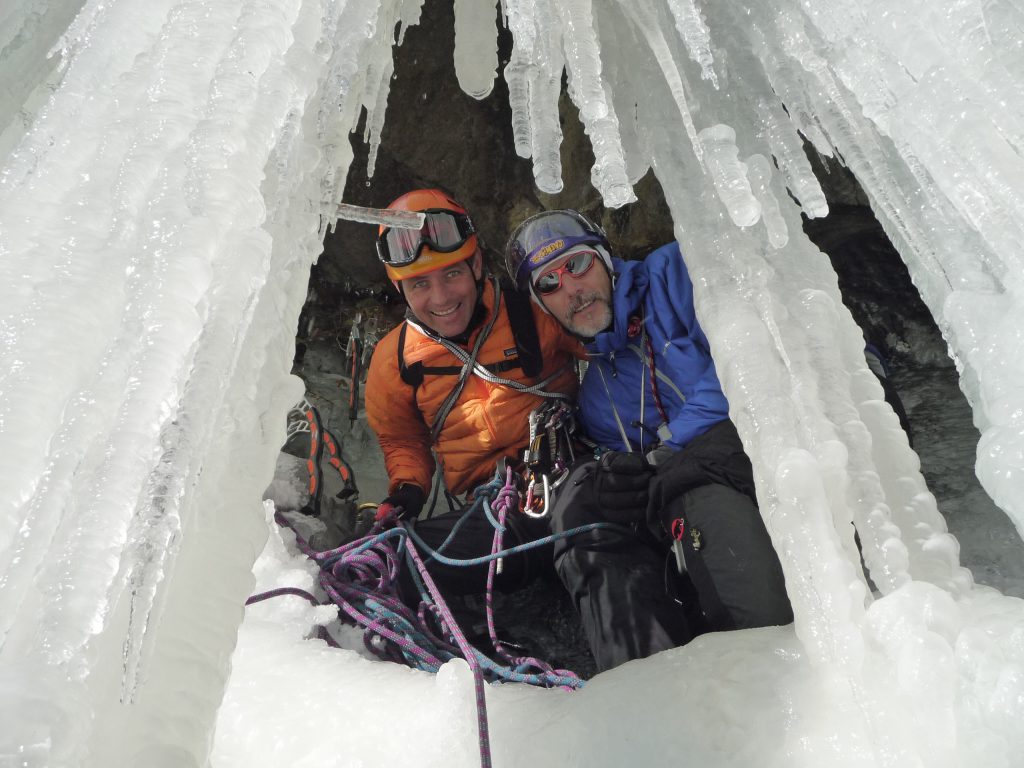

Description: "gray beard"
563 294 613 339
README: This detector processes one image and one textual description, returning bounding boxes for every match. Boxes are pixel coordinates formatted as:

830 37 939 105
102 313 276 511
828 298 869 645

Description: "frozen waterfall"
2 0 1024 766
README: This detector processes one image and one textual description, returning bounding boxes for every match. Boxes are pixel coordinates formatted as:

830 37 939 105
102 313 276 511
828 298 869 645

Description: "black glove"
375 484 426 522
593 451 654 519
644 444 676 467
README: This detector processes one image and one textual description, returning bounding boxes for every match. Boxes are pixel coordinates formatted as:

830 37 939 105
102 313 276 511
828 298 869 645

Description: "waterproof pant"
549 459 693 672
549 421 793 672
399 501 554 601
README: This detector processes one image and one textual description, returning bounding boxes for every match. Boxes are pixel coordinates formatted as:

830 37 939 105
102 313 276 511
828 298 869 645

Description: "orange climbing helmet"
376 189 478 282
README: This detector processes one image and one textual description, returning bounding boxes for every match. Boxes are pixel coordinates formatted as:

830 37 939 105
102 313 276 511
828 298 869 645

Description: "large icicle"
557 0 636 207
615 0 703 167
502 0 538 158
453 0 498 99
0 0 405 763
525 0 566 193
665 0 717 87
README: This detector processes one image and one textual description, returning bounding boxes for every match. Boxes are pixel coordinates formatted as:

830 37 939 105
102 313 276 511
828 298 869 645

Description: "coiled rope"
248 468 627 767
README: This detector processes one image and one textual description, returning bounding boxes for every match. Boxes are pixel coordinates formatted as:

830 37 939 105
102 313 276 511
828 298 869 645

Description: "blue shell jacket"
578 242 730 453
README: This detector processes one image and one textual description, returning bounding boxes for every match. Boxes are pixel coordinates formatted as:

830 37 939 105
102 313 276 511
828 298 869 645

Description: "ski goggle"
506 210 608 288
532 249 597 295
376 209 476 267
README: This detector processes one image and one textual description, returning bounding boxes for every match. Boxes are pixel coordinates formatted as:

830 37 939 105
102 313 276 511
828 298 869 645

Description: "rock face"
306 0 943 374
309 0 672 332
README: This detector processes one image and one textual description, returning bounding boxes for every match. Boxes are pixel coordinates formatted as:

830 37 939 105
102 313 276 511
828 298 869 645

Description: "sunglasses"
376 209 476 266
532 250 597 295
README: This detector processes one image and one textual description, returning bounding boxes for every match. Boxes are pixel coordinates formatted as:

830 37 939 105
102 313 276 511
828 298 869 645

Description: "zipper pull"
670 518 687 574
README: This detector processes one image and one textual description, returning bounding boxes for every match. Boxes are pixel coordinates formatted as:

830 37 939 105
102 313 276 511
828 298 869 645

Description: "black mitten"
593 451 654 518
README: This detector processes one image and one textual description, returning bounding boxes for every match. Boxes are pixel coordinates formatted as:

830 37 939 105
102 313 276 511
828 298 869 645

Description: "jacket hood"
586 257 647 355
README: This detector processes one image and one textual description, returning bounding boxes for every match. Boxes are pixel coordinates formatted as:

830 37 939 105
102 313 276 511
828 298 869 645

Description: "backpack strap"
397 322 425 387
396 282 546 390
500 279 543 378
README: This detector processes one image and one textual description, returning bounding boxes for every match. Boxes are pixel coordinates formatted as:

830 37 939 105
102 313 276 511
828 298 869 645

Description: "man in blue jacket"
506 209 793 672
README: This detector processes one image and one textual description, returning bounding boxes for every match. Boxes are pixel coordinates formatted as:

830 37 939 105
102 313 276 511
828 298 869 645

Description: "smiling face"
534 251 613 339
401 251 483 337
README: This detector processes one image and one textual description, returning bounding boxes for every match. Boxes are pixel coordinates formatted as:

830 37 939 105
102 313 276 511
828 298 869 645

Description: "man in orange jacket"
364 188 582 596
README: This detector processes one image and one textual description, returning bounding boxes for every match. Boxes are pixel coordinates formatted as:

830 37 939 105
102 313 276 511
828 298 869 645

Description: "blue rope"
273 469 627 690
402 519 631 568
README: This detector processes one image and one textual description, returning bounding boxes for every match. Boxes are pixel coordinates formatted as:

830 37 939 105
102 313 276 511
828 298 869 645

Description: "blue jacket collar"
586 257 647 355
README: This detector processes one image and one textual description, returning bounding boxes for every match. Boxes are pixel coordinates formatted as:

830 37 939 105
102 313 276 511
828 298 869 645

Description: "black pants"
549 421 793 672
399 502 555 601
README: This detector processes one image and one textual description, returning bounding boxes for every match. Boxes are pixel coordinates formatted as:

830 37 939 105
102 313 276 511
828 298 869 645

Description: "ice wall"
2 0 1024 766
0 1 90 158
0 0 416 764
498 0 1024 762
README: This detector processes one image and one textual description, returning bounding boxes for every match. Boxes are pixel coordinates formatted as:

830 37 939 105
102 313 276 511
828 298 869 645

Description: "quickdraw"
522 399 576 516
342 312 379 425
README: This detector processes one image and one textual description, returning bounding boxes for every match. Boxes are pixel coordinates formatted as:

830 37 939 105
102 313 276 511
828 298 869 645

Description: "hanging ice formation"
1 0 1023 765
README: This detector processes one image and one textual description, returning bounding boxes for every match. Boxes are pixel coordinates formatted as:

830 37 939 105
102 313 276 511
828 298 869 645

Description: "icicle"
504 0 539 158
744 154 787 248
698 124 760 227
330 202 424 230
453 0 498 99
396 0 425 45
316 0 388 208
364 56 394 177
746 21 833 156
756 99 829 218
526 0 564 193
665 0 718 88
615 0 703 167
558 0 635 207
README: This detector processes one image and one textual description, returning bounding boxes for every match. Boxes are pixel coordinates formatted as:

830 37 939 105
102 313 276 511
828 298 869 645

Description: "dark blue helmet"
505 209 611 291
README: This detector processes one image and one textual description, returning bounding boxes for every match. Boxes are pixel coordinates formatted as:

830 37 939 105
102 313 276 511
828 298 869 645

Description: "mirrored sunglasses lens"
566 250 595 274
534 271 561 294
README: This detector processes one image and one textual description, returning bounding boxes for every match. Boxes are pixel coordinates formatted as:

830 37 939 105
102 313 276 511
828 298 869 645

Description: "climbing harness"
398 276 572 442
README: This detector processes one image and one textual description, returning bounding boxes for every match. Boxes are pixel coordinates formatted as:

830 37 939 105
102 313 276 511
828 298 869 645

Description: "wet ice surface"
893 361 1024 598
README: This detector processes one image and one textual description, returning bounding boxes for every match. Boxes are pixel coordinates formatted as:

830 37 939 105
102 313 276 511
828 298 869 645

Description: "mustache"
568 292 606 315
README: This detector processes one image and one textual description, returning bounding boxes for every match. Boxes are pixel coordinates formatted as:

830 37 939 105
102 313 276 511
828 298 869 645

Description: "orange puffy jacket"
366 279 582 497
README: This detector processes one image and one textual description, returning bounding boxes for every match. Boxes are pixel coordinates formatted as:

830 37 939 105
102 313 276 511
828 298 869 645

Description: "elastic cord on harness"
292 404 357 516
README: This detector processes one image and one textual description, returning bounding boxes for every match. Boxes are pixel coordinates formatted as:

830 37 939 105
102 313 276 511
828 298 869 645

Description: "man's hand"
593 451 654 518
375 484 426 522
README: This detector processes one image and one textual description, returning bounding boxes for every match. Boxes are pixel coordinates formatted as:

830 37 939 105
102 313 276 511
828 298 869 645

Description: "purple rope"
401 522 493 768
261 480 585 767
483 475 581 690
